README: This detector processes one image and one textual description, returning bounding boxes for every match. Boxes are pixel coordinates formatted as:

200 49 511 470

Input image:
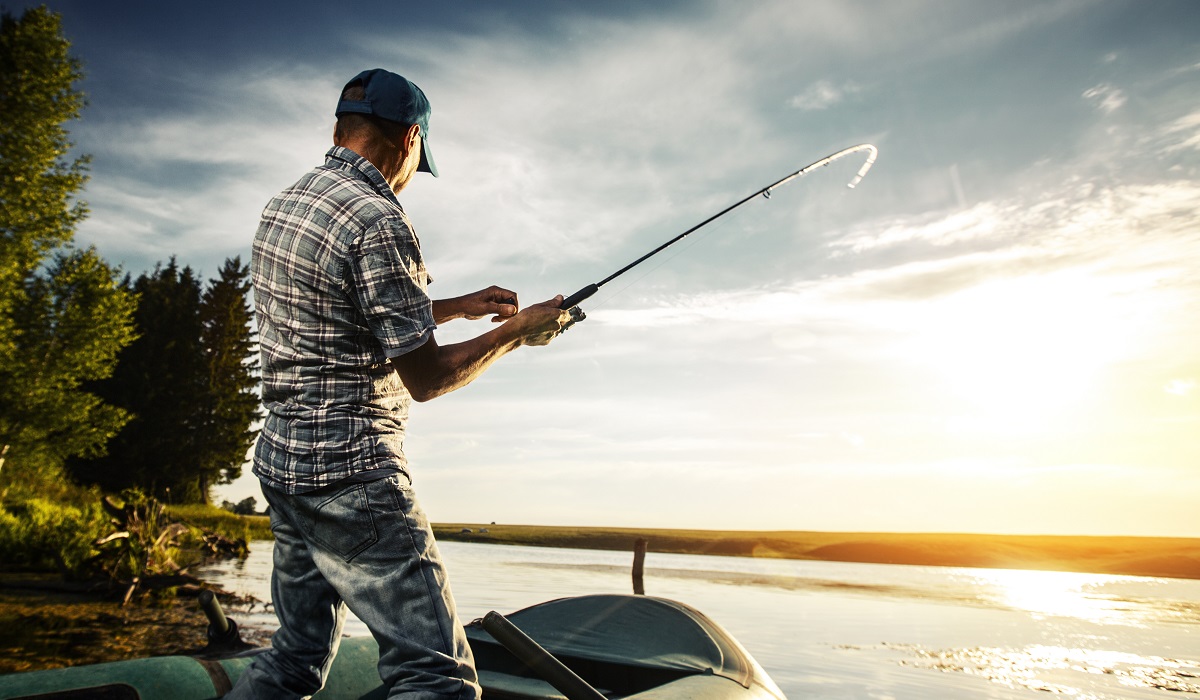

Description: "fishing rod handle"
560 283 598 310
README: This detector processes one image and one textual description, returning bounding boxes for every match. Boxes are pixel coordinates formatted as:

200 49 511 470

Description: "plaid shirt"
251 146 436 493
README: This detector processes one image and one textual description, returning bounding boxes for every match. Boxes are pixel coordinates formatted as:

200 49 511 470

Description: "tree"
73 260 207 500
196 257 261 502
221 496 258 516
0 7 136 490
74 258 261 504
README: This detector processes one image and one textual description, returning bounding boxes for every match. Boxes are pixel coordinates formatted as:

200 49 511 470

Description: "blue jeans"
226 474 480 699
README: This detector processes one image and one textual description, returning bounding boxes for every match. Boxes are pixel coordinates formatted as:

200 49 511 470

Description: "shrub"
0 497 108 575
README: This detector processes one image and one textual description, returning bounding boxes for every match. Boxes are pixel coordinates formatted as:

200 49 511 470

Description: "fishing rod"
558 143 878 317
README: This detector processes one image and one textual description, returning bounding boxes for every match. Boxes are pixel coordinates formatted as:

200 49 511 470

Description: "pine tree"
73 261 207 500
75 258 263 504
196 257 261 503
0 7 136 491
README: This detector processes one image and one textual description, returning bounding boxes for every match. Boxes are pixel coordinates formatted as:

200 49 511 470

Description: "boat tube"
0 594 787 699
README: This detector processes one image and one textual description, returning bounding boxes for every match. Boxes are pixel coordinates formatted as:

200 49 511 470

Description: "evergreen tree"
75 258 262 504
196 257 261 503
0 7 136 490
74 261 207 500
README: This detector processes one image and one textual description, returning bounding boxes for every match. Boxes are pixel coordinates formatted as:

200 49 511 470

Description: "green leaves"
0 8 135 489
74 258 261 504
198 257 262 493
0 8 260 507
2 247 137 464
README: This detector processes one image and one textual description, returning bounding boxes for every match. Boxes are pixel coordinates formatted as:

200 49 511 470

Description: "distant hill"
433 524 1200 580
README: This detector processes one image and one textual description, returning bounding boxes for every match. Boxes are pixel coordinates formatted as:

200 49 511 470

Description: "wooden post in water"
632 538 648 595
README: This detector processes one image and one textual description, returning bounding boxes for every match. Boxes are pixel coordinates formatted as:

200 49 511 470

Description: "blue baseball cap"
336 68 439 177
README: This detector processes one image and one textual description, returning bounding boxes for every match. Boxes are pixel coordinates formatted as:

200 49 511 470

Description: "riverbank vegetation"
170 503 272 542
0 5 261 604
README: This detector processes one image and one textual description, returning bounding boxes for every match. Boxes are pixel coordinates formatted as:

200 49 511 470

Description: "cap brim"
418 135 438 178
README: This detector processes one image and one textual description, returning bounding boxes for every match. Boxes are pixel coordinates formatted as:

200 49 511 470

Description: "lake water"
197 540 1200 699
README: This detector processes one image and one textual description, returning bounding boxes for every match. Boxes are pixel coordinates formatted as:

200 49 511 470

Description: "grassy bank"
432 523 1200 580
167 504 272 542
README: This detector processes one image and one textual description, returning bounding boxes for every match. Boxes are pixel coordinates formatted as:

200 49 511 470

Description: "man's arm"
431 286 518 324
392 295 570 402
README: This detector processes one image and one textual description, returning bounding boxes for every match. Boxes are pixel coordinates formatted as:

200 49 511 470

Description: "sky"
20 0 1200 537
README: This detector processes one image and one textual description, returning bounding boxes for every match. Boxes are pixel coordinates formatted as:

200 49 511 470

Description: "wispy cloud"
1082 83 1127 113
1160 109 1200 153
788 80 861 111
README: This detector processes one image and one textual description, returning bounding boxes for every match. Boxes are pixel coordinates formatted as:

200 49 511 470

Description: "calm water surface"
197 541 1200 699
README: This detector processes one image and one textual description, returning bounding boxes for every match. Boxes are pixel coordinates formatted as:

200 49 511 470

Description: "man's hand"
507 295 576 347
432 286 519 324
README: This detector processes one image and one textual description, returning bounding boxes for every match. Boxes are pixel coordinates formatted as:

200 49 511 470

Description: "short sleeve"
347 218 436 358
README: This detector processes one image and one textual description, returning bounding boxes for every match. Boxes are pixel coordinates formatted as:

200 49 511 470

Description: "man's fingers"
493 299 518 319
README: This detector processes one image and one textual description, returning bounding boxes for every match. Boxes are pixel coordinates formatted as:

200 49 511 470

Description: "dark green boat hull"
0 595 786 699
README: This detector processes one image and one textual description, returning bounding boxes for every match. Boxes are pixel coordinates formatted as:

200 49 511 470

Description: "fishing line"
580 212 739 313
559 144 878 320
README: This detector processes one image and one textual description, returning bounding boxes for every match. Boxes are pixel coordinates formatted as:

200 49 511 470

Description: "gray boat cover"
465 594 755 688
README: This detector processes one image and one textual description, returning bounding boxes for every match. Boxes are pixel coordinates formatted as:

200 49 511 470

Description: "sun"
895 269 1149 432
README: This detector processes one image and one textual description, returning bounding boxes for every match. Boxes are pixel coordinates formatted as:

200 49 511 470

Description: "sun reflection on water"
966 569 1142 626
893 644 1200 697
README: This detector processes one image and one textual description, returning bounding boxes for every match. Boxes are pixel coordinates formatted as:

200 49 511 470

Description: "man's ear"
406 123 422 150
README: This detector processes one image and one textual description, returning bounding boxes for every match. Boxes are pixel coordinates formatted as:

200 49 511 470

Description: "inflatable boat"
0 593 786 699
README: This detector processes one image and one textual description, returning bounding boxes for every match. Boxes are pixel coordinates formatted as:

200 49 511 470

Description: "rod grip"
199 589 230 636
560 284 598 310
482 611 606 700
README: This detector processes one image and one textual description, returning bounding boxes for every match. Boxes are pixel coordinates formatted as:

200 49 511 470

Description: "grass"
167 504 272 542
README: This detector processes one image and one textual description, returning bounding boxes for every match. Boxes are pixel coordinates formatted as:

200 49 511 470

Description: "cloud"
1160 109 1200 154
74 69 340 274
1082 83 1127 113
788 80 861 111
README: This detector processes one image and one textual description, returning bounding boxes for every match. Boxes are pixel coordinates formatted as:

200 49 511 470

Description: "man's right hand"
510 295 575 346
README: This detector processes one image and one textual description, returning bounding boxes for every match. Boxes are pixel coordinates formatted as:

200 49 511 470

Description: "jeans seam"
398 496 454 657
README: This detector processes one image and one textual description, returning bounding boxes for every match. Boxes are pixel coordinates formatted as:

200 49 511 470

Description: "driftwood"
90 493 244 605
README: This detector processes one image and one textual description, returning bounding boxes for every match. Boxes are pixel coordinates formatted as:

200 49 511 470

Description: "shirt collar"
325 146 401 205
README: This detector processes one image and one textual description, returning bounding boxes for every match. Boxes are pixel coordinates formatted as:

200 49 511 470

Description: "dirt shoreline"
0 573 271 675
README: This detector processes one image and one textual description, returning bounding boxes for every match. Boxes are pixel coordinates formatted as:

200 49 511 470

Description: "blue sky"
28 0 1200 535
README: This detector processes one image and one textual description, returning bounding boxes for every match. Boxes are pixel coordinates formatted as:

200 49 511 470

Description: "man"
227 69 574 699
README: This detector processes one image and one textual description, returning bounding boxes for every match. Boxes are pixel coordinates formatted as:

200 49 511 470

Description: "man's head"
334 69 438 181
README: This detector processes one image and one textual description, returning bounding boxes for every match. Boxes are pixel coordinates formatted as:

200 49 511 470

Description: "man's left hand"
434 286 519 324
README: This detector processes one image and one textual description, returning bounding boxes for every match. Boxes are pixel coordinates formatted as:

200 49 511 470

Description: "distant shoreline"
431 524 1200 581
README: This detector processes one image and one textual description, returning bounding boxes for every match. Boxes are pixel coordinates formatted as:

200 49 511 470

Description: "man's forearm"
392 322 525 402
430 297 462 325
394 295 568 402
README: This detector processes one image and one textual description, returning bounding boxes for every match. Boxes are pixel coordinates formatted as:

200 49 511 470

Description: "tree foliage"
197 257 261 499
74 259 260 504
0 7 136 490
75 261 207 500
221 496 259 516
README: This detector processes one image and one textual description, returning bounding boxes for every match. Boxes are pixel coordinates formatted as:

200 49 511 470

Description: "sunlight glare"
894 270 1152 432
971 568 1139 626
